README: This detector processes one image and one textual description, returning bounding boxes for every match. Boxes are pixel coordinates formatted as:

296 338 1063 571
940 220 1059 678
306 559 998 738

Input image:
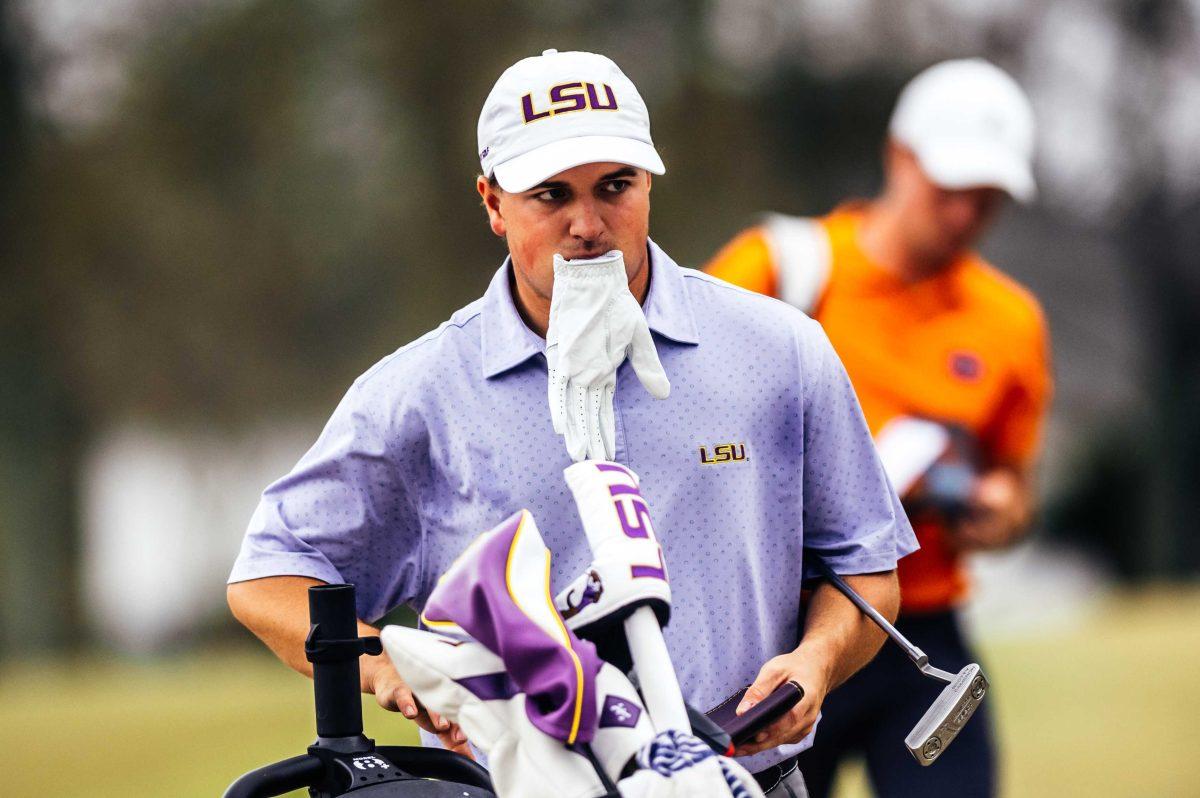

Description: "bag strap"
761 213 832 314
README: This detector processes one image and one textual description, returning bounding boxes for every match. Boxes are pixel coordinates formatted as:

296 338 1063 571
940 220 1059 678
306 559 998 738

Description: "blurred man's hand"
952 467 1032 551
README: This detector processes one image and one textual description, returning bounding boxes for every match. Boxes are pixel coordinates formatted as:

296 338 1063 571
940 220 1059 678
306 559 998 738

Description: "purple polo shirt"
230 240 917 769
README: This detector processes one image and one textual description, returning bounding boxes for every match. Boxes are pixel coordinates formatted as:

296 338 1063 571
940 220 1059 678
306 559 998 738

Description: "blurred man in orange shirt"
705 60 1051 798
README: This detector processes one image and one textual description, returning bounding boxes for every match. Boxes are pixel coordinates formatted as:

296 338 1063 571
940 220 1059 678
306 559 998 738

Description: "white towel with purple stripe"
616 730 761 798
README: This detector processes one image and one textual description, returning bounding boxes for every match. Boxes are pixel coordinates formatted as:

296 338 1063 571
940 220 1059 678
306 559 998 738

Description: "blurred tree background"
1 0 1198 659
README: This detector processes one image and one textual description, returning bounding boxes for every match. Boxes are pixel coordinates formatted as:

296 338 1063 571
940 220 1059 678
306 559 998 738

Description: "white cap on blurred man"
889 58 1037 203
477 49 666 192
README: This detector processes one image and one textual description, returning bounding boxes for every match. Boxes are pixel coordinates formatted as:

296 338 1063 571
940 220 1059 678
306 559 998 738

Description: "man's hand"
731 649 831 757
731 569 899 757
952 467 1032 551
226 578 475 760
364 657 475 760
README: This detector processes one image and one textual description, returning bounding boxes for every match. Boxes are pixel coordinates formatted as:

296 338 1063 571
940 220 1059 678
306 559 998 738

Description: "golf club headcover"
382 625 656 798
559 461 671 633
419 509 603 744
563 461 693 735
554 554 671 672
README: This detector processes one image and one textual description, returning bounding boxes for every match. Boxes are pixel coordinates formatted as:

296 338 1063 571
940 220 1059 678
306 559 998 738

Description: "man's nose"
568 197 605 242
944 188 1002 234
942 193 987 233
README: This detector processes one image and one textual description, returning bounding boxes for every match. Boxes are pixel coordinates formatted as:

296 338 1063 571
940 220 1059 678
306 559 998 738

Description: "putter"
813 559 989 766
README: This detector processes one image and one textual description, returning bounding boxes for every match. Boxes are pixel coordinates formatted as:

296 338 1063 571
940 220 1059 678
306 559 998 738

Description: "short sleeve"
228 380 424 622
798 320 919 579
982 307 1053 467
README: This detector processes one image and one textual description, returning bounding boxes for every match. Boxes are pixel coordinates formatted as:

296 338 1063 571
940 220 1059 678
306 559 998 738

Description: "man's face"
886 143 1006 267
477 161 652 302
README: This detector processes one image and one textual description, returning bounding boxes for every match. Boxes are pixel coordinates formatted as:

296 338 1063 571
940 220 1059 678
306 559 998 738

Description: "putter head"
904 663 988 766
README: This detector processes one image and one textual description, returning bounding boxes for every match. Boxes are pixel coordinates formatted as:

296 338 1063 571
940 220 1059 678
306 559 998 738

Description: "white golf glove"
546 250 670 462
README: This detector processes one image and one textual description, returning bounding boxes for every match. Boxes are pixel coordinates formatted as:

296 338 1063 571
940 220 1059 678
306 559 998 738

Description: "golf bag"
382 461 765 798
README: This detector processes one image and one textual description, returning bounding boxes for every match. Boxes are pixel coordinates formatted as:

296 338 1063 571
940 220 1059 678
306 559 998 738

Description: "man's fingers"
409 702 450 735
374 684 401 711
735 718 787 755
733 659 823 755
428 709 451 732
771 704 817 743
436 723 462 744
427 715 473 760
736 658 788 714
734 704 818 756
374 680 422 720
441 728 475 760
413 716 473 758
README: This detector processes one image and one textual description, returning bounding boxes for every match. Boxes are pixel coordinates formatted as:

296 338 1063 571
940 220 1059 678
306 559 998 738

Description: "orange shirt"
705 205 1052 612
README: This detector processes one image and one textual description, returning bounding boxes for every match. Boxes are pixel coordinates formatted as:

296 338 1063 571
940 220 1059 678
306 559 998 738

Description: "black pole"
307 584 372 739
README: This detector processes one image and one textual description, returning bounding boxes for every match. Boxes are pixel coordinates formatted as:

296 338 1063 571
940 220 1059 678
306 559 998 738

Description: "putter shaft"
813 559 952 685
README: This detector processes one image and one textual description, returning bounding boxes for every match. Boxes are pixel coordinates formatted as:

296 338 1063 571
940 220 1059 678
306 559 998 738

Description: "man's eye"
602 179 630 194
534 187 566 202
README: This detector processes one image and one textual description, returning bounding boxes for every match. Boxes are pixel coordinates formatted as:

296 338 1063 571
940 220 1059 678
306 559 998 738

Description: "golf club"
813 558 989 766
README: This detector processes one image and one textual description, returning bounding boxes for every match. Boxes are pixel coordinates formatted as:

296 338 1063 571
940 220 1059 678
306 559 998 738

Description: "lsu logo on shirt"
698 442 748 465
521 82 618 123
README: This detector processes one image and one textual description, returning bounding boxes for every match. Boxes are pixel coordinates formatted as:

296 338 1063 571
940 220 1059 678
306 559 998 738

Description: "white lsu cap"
889 58 1037 203
478 49 666 192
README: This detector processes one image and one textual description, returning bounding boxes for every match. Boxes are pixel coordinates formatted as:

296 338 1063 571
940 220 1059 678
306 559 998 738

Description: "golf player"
228 49 918 796
704 59 1052 797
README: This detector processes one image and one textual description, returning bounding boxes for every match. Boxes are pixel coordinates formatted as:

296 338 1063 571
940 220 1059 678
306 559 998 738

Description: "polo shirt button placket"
612 360 635 464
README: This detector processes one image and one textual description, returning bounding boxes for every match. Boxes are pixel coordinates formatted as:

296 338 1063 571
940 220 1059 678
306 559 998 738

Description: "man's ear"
477 175 506 237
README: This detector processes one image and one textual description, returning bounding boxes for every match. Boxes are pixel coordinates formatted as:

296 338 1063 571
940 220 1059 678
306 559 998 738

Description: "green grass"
0 650 417 797
3 587 1198 797
833 586 1200 798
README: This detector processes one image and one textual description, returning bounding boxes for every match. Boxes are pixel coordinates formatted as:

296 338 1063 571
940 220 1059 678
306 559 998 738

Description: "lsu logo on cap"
521 81 619 124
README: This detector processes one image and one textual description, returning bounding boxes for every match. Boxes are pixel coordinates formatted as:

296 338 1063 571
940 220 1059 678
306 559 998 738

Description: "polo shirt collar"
480 258 546 379
480 238 700 380
642 238 701 347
